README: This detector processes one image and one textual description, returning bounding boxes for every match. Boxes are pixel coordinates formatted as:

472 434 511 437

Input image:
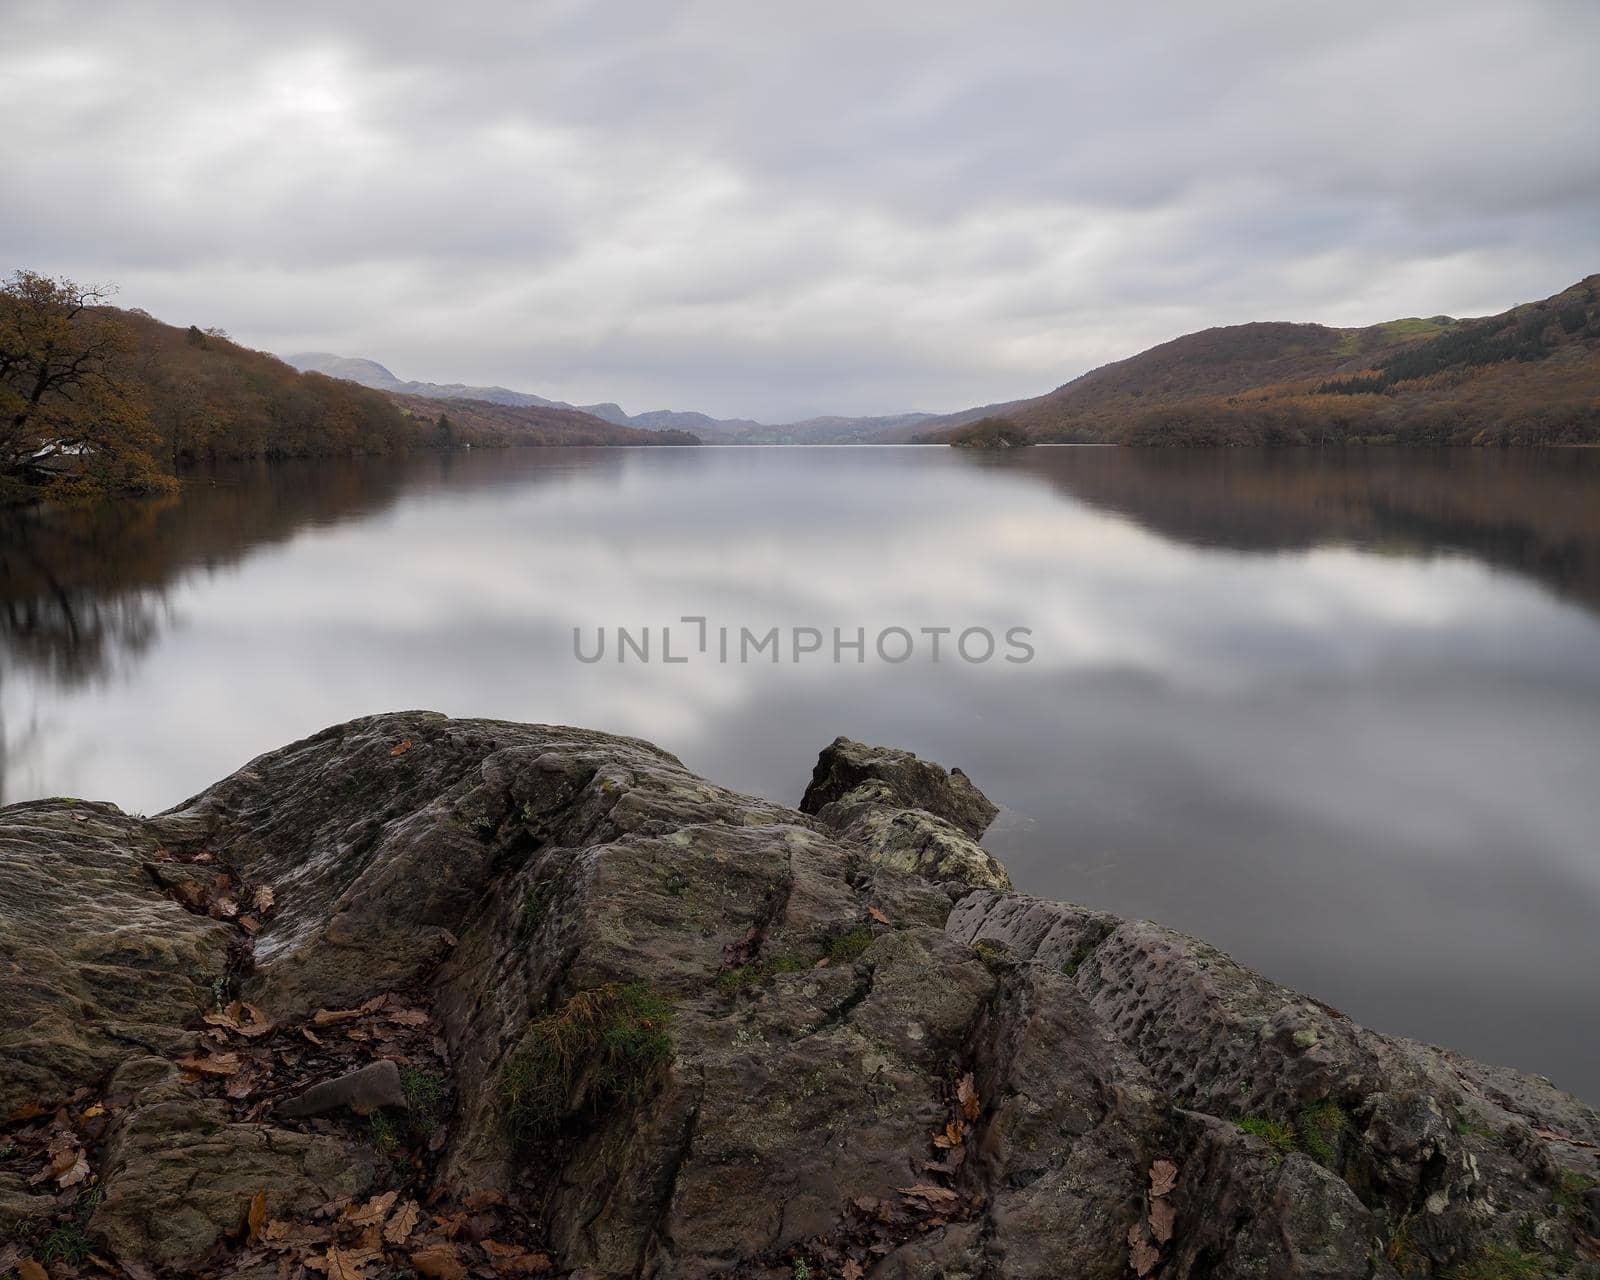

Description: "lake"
4 444 1598 1101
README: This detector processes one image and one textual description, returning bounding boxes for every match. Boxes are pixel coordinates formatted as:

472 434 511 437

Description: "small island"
945 415 1035 449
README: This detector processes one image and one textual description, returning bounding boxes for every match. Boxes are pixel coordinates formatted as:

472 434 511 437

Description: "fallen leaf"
176 1051 242 1077
390 739 412 757
345 1190 398 1227
247 1191 268 1245
57 1155 91 1187
409 1244 467 1280
17 1259 48 1280
463 1188 504 1211
210 896 240 919
1128 1223 1160 1277
238 915 261 934
1149 1158 1178 1198
358 994 390 1014
841 1262 864 1280
1149 1196 1175 1243
324 1246 378 1280
7 1101 46 1123
302 1027 325 1046
253 885 276 913
868 905 891 925
480 1241 552 1275
898 1183 959 1209
382 1199 422 1244
933 1119 965 1148
225 1072 258 1099
312 1007 362 1027
81 1102 105 1119
385 1008 430 1027
956 1071 980 1121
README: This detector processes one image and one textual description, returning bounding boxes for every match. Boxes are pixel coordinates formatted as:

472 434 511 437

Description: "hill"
285 352 634 425
1 271 699 502
283 349 934 443
923 275 1600 446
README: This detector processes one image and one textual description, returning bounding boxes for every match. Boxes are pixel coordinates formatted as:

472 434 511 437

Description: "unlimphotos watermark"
573 617 1034 664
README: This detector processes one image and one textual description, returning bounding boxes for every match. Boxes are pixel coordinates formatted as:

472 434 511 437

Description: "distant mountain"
285 352 635 425
282 351 931 444
390 394 699 448
923 275 1600 447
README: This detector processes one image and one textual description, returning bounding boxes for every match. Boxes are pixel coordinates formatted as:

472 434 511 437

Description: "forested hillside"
926 275 1600 446
1 271 695 503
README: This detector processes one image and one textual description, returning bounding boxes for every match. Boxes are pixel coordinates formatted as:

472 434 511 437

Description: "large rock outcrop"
0 712 1595 1280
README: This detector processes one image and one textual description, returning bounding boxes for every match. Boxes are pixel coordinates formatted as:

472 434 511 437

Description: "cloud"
2 0 1596 419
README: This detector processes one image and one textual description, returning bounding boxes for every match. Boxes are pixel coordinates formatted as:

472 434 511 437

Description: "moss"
1295 1100 1349 1166
503 982 673 1141
717 952 810 995
1455 1117 1499 1141
38 1222 92 1266
1439 1244 1547 1280
368 1110 401 1156
825 926 875 965
1554 1168 1597 1218
1236 1115 1297 1161
400 1066 446 1133
971 939 1011 972
657 866 689 897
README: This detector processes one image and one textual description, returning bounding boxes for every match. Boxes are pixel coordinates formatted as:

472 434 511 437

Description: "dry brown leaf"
247 1191 268 1245
81 1102 105 1119
17 1259 48 1280
382 1199 422 1244
1149 1158 1178 1198
302 1027 325 1046
253 885 276 913
312 1007 362 1027
841 1262 865 1280
324 1246 378 1280
1128 1223 1160 1277
409 1244 467 1280
1149 1196 1175 1244
956 1071 980 1121
204 1011 243 1033
868 905 891 925
933 1119 966 1148
211 896 240 919
480 1242 552 1276
238 915 262 935
390 739 412 757
7 1101 46 1123
176 1051 242 1077
358 994 390 1013
385 1008 430 1027
898 1183 959 1209
345 1190 398 1227
57 1155 91 1188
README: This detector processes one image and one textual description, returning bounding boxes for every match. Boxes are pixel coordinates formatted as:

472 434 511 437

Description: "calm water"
4 445 1599 1100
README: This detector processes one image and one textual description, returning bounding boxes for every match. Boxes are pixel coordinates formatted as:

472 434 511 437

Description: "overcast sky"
3 1 1597 421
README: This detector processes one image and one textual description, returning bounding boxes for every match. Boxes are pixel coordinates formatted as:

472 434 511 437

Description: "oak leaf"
1149 1158 1178 1198
1128 1223 1160 1277
956 1072 980 1121
17 1259 48 1280
176 1051 241 1077
409 1244 467 1280
253 885 276 913
1149 1197 1175 1243
390 740 412 757
345 1190 397 1227
382 1200 422 1244
868 906 891 925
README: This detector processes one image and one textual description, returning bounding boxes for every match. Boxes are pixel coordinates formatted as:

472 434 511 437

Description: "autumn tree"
0 270 170 496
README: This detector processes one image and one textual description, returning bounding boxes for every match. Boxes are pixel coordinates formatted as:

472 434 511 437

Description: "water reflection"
3 445 1598 1099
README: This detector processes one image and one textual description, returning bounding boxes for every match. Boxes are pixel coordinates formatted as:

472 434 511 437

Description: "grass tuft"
1439 1244 1547 1280
1236 1115 1297 1161
503 982 673 1140
1295 1100 1349 1166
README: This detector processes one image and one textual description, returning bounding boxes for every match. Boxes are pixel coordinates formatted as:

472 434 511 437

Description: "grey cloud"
1 0 1596 419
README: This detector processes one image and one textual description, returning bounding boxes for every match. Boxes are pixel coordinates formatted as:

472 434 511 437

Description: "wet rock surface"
0 711 1595 1279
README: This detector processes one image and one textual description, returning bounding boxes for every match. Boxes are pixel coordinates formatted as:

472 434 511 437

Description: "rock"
92 1075 381 1268
800 735 999 839
2 712 1597 1280
0 799 234 1116
274 1059 407 1119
